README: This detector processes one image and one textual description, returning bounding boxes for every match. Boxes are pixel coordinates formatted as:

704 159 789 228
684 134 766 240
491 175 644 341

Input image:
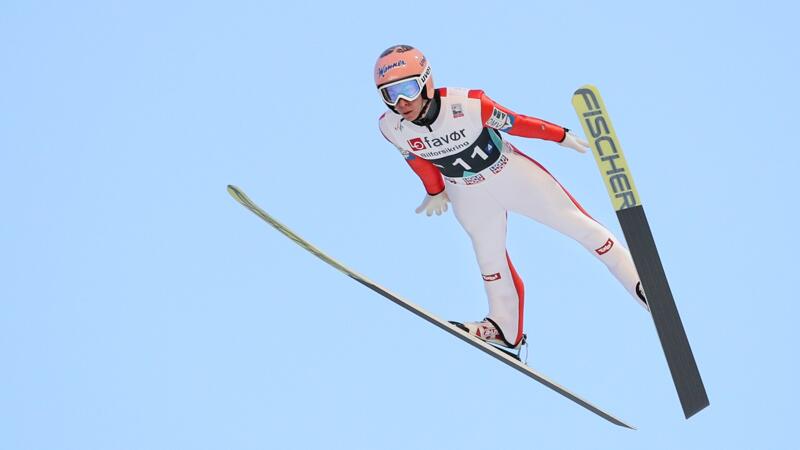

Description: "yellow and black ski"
572 85 709 418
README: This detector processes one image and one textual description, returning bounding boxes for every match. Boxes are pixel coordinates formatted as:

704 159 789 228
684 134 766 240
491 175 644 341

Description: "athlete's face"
395 95 425 120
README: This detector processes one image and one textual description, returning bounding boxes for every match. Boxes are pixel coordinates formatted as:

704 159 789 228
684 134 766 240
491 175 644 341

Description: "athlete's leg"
446 183 527 346
494 150 648 309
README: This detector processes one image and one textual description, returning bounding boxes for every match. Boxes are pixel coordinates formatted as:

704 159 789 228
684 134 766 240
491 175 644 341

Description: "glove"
559 131 590 153
415 191 449 216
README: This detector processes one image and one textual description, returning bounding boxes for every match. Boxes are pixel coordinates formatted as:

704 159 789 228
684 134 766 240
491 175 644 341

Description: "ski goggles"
378 64 432 106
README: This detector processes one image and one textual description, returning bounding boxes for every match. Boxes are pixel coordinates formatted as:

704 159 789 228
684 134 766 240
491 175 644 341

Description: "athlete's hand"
559 131 590 153
415 191 449 216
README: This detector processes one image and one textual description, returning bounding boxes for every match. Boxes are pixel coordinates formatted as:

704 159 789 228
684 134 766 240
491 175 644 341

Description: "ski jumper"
379 88 646 347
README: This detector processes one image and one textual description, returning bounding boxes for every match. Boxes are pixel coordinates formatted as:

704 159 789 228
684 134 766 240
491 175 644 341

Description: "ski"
571 85 709 418
227 184 634 429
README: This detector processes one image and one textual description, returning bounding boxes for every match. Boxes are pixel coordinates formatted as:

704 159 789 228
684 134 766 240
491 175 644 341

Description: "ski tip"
227 185 248 205
573 83 598 93
572 85 600 98
227 185 244 198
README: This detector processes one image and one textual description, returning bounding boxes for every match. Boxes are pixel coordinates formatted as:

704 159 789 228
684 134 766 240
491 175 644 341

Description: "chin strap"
413 99 432 122
411 91 441 126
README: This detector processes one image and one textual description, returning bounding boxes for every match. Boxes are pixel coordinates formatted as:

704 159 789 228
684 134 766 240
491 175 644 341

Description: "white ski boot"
449 318 524 349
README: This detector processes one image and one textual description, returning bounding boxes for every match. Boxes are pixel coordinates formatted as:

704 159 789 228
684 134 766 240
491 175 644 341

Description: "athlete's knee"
475 254 507 273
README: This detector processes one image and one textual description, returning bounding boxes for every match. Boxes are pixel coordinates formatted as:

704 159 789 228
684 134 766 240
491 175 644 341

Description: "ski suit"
378 87 646 347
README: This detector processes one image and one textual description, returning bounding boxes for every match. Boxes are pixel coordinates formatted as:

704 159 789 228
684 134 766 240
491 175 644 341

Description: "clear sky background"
2 1 798 449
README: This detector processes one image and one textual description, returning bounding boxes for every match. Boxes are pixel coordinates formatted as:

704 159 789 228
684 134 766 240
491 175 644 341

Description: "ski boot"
449 318 528 361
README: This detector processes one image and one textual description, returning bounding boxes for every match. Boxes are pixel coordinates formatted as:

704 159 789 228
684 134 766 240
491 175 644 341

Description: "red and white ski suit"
379 88 645 347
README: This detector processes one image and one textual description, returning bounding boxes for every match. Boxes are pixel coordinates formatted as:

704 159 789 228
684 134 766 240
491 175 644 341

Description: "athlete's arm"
405 155 446 195
471 90 567 142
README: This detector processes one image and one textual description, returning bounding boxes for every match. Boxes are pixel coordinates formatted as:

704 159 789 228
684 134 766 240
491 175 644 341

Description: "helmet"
374 45 434 107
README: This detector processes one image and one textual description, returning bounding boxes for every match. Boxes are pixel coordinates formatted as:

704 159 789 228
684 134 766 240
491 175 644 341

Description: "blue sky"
2 0 798 448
